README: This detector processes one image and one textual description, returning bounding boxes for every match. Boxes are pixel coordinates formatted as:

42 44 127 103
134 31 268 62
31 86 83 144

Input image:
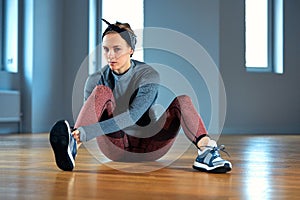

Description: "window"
88 0 144 74
245 0 284 74
1 0 19 73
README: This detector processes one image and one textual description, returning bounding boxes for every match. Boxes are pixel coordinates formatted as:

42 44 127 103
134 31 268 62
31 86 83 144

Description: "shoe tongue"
197 140 218 154
207 140 217 147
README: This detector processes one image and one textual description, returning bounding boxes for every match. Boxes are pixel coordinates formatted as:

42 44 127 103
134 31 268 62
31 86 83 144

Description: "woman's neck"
113 60 131 74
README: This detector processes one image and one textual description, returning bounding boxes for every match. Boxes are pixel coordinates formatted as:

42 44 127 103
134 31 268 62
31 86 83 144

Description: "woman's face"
102 33 133 74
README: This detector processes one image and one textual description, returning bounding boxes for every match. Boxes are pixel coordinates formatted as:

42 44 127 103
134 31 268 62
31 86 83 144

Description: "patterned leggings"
74 85 208 161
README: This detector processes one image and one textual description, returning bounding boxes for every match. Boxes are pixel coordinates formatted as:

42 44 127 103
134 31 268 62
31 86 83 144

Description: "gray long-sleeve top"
78 60 162 142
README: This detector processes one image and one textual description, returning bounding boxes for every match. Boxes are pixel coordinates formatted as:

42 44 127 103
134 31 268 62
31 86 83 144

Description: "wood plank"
1 133 300 199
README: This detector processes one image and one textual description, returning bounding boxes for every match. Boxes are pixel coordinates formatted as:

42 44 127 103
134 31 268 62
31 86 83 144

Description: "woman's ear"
130 48 134 56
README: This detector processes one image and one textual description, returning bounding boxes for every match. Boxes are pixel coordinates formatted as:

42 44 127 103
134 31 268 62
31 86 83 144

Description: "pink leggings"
75 85 208 161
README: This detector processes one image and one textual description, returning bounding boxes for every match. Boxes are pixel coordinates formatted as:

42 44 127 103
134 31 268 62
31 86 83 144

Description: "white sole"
193 161 232 173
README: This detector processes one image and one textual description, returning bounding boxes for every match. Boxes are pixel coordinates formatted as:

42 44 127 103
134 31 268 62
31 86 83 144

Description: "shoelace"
200 145 231 157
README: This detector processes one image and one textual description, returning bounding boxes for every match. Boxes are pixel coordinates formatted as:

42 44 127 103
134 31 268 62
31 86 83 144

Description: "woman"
49 19 232 173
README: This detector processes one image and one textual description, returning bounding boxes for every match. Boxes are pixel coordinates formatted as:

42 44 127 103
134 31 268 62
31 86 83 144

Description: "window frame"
88 0 101 75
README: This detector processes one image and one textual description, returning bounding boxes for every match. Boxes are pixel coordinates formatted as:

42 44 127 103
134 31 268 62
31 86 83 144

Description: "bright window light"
2 0 19 73
245 0 284 73
245 0 269 68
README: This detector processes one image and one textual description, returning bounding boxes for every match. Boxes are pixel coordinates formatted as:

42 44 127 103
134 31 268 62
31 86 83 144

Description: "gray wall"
0 0 88 133
30 0 65 132
61 0 89 125
144 0 220 129
220 0 300 133
0 0 299 134
144 0 300 134
28 0 88 132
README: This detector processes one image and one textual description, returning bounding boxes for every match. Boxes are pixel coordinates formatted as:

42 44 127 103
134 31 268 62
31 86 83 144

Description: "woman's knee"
170 95 192 108
92 85 115 102
93 85 112 96
176 95 192 104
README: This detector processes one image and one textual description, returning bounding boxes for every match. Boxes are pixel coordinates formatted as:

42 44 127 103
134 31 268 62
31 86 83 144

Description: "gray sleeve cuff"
77 127 87 142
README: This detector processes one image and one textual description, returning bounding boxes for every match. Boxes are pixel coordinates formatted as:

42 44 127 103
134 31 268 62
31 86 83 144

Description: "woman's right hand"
72 129 81 143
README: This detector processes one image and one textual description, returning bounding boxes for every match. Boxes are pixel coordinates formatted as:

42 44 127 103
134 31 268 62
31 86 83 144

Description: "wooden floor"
1 133 300 200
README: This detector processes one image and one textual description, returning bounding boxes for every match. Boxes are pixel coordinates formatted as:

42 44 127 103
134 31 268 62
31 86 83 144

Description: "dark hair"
101 19 137 53
104 21 135 37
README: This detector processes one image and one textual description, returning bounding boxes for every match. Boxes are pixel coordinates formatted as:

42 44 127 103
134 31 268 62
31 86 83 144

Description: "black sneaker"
49 120 77 171
193 140 232 173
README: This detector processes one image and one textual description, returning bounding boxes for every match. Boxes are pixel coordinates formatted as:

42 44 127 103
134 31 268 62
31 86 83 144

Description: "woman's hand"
72 129 81 143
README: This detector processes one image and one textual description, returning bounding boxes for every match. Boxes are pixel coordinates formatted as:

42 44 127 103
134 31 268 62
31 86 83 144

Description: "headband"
101 19 136 51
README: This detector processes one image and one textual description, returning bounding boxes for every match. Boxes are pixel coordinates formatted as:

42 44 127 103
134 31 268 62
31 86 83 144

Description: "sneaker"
49 120 77 171
193 140 232 173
